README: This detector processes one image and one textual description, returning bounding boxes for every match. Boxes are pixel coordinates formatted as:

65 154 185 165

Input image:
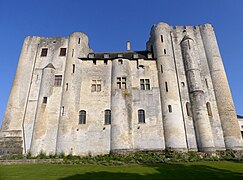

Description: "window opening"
54 75 62 86
78 38 81 44
165 82 168 92
138 109 145 123
59 48 67 56
40 48 48 57
105 110 111 125
117 77 126 89
73 64 75 73
206 102 212 117
186 102 192 117
161 35 164 43
91 80 101 92
164 49 167 55
168 105 172 113
79 110 86 124
43 97 47 104
140 79 150 90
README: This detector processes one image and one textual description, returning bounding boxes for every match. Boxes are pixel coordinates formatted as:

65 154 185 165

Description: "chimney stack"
126 41 131 51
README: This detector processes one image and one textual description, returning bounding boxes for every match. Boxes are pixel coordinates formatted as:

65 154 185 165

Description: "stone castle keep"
1 22 243 157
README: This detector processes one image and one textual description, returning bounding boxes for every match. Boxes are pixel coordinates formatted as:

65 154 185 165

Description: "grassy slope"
0 161 243 179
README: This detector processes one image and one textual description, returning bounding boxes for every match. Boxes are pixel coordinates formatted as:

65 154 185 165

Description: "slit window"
186 102 192 117
168 105 172 113
66 83 68 91
54 75 62 86
43 97 47 104
59 48 67 56
78 38 81 44
205 78 209 88
117 77 126 89
161 35 164 43
138 109 145 123
206 102 212 117
72 64 75 73
161 65 163 73
187 40 191 49
79 110 86 124
165 82 168 92
72 49 74 57
104 110 111 125
40 48 48 57
164 49 167 55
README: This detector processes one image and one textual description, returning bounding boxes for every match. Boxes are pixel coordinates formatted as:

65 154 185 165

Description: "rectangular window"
54 75 62 86
140 79 150 90
165 82 168 92
78 38 81 44
79 110 86 124
161 35 164 43
73 64 75 73
66 83 68 91
40 48 48 57
117 77 126 89
161 65 163 73
168 105 172 113
43 97 47 104
105 110 111 125
93 60 96 65
118 59 123 64
138 110 145 123
59 48 67 56
205 78 209 88
104 60 108 64
164 49 166 55
91 80 101 92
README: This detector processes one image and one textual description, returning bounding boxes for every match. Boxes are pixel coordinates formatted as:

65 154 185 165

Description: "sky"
0 0 243 126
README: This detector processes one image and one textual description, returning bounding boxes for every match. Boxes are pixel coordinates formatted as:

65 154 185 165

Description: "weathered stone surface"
1 22 242 157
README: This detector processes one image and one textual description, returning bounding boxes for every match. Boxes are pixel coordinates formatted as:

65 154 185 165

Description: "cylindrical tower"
181 35 215 152
30 63 56 155
200 24 243 150
110 58 133 153
151 22 187 151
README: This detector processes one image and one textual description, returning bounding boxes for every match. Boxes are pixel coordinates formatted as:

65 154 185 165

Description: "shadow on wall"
59 163 243 180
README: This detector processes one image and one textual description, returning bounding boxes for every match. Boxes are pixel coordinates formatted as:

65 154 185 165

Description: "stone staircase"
0 130 23 158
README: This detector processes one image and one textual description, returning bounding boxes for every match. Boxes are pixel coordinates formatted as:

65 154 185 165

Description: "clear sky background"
0 0 243 126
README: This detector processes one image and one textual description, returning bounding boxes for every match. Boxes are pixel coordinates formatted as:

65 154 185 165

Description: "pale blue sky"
0 0 243 126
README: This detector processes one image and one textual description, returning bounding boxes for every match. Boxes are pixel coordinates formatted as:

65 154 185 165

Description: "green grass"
0 161 243 179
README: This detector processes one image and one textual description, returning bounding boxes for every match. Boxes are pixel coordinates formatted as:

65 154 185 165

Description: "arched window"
104 110 111 125
79 110 86 124
138 109 145 123
186 102 192 117
168 105 172 113
206 102 212 117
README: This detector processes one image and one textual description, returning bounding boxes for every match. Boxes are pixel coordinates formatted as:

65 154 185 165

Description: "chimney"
126 41 131 51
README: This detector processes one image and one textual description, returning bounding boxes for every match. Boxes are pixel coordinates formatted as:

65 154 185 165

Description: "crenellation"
1 22 242 157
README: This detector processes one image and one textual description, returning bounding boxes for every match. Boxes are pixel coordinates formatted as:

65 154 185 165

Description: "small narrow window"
43 97 47 104
104 110 111 125
118 59 123 64
66 83 68 91
72 64 75 73
79 110 86 124
104 60 108 64
93 60 96 65
164 49 166 55
54 75 62 86
104 54 109 58
165 82 168 92
40 48 48 57
168 105 172 113
72 49 74 57
187 40 191 49
122 77 126 89
206 102 212 117
181 82 185 87
205 78 209 88
161 65 163 73
140 79 145 90
138 109 145 123
78 38 81 44
186 102 192 117
117 77 126 89
61 106 65 116
59 48 67 56
145 79 150 90
161 35 164 43
97 80 101 92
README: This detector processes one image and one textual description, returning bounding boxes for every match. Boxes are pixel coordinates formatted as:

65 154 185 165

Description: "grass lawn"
0 161 243 179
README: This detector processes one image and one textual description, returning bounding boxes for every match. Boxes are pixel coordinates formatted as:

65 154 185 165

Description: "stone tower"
1 22 242 157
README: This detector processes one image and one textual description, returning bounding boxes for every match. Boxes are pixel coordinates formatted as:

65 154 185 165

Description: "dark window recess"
72 49 74 57
41 48 48 57
54 75 62 86
205 78 209 88
138 109 145 123
43 97 47 104
181 82 185 87
187 40 191 49
59 48 67 56
168 105 172 113
78 38 81 44
186 102 192 117
93 60 96 65
164 49 167 55
104 60 108 64
117 77 126 89
104 110 111 125
118 59 123 64
72 64 75 73
66 83 68 91
206 102 212 117
161 35 164 43
165 82 168 92
161 65 163 73
61 106 64 116
79 110 86 124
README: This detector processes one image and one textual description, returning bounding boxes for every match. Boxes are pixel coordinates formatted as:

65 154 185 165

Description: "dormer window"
118 53 123 58
147 53 152 59
88 53 95 58
104 54 109 58
133 54 138 59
